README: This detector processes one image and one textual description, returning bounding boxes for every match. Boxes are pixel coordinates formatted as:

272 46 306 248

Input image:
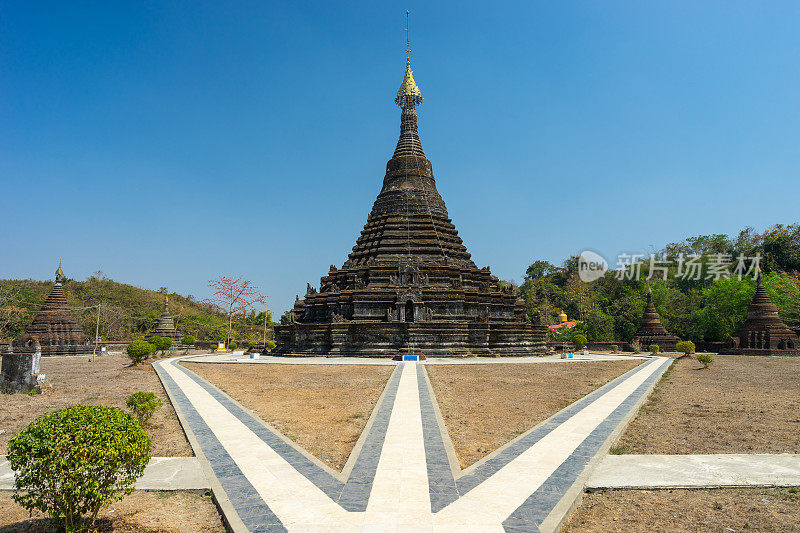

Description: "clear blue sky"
2 1 799 313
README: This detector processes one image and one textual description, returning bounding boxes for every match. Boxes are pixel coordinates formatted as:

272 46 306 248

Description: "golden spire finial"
396 10 422 107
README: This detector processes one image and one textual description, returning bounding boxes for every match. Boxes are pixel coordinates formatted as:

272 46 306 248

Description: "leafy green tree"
126 392 163 425
694 278 755 341
573 334 587 350
525 260 558 281
7 405 151 532
148 336 172 355
182 334 196 346
676 340 695 355
126 340 154 365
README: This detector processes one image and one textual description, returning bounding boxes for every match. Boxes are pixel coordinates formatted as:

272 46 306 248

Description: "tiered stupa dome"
727 273 798 355
12 262 88 356
274 55 546 356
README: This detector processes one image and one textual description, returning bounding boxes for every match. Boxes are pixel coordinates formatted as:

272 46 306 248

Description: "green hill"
0 274 272 344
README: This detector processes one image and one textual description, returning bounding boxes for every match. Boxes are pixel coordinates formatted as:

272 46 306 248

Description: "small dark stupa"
146 295 183 346
630 287 679 351
727 273 798 355
275 54 546 357
11 263 88 356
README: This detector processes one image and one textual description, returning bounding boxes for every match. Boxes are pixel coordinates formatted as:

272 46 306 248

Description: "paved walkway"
154 355 671 532
587 454 800 489
182 353 646 365
0 456 208 490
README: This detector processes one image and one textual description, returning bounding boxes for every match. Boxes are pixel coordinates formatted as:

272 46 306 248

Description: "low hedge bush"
7 405 151 532
126 340 154 365
125 392 163 425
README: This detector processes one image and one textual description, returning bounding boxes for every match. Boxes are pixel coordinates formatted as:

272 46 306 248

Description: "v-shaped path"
154 356 671 532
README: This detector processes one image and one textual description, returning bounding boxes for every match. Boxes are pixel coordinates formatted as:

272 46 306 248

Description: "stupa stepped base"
725 347 800 356
274 321 546 357
630 334 679 352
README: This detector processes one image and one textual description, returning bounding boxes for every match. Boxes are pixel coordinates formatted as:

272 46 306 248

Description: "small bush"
610 344 619 353
149 336 172 355
126 340 154 364
572 334 587 350
229 342 238 351
7 405 151 532
631 340 642 354
266 341 276 350
125 392 163 425
182 334 196 346
697 354 714 369
649 344 660 354
676 340 695 355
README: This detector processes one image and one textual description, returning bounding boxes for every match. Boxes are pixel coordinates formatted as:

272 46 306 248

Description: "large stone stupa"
630 287 680 351
11 263 89 356
727 272 798 355
146 294 183 346
275 56 546 357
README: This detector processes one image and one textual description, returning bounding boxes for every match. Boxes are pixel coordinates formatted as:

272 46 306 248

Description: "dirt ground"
425 360 642 468
0 490 224 532
562 487 800 532
181 362 394 471
0 354 192 457
615 355 800 454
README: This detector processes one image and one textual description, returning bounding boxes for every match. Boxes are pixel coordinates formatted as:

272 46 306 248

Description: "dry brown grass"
180 362 395 471
0 491 224 532
563 487 800 532
0 354 192 456
616 355 800 454
426 360 642 468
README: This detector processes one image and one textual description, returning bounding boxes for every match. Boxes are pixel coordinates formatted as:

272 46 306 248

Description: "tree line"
520 223 800 344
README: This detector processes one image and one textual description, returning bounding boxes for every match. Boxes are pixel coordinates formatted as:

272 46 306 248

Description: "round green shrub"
126 340 154 364
229 342 238 350
7 405 151 532
266 341 276 350
676 340 696 355
697 353 714 368
610 344 619 353
125 392 163 425
149 336 172 354
572 334 587 350
649 344 660 354
182 334 196 346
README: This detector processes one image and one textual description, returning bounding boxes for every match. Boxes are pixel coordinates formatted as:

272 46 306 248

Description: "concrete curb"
588 454 800 489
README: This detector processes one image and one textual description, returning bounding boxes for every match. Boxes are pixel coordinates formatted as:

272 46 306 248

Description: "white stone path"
155 356 672 532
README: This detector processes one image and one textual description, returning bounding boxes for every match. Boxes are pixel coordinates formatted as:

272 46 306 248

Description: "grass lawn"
0 490 224 532
180 362 394 471
563 487 800 532
614 355 800 454
425 359 642 468
0 354 192 457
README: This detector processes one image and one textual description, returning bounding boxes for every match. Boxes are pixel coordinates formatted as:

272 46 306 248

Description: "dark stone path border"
155 362 286 532
168 361 403 512
417 358 672 531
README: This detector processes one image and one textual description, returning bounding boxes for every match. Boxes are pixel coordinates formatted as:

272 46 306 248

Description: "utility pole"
264 297 268 352
92 303 101 360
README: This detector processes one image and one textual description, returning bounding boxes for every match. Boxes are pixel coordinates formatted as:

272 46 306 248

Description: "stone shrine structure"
275 57 546 357
11 263 88 356
630 287 679 351
146 294 183 346
727 272 798 355
1 341 43 393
